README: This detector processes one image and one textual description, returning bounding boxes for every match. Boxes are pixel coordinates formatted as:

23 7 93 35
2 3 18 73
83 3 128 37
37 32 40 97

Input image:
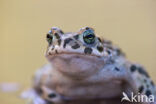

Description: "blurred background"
0 0 156 104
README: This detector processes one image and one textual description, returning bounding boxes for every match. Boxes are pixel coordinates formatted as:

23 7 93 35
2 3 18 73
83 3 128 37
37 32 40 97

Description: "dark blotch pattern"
138 67 149 78
97 37 102 42
107 50 111 55
71 43 80 49
54 33 60 39
46 34 53 45
97 46 103 52
60 30 64 34
116 49 123 56
130 65 137 72
58 39 61 46
48 93 56 98
130 65 150 78
49 52 52 55
36 88 43 95
55 50 58 54
145 90 152 97
47 34 51 38
73 35 79 40
63 38 73 48
114 67 120 71
84 47 92 54
138 86 144 93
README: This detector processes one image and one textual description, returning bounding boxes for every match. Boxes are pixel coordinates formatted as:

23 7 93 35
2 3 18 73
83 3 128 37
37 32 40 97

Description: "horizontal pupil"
84 34 95 44
85 34 94 39
83 31 95 44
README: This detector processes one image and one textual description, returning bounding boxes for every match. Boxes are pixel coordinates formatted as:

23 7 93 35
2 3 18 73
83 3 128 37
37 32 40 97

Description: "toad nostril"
54 33 60 39
48 93 57 98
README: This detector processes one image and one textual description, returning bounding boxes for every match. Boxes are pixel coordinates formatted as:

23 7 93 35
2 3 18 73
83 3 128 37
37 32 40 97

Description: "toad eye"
46 34 53 45
83 29 95 44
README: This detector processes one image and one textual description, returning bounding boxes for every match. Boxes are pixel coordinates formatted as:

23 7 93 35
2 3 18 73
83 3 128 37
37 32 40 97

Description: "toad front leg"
32 64 67 104
36 86 67 104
